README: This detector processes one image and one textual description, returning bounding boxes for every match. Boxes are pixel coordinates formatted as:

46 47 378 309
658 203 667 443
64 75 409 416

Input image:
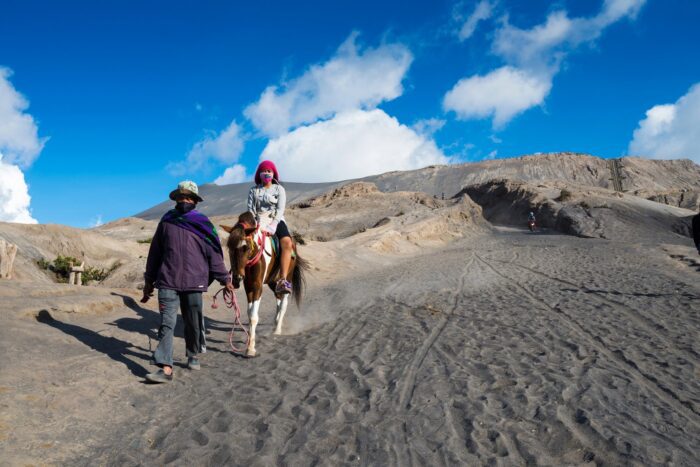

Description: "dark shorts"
275 220 291 239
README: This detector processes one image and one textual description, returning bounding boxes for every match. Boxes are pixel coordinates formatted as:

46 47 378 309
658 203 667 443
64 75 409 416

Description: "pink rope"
212 286 249 354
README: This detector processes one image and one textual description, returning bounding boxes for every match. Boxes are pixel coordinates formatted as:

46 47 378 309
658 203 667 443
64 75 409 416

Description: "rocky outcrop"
285 182 484 242
293 182 381 208
0 238 18 279
459 179 600 237
633 189 700 211
461 179 695 241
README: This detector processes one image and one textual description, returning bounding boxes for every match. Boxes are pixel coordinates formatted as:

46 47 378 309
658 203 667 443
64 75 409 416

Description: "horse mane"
238 211 256 228
226 212 256 246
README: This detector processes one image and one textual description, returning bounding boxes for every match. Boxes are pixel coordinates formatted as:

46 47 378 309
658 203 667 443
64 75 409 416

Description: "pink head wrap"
254 160 280 185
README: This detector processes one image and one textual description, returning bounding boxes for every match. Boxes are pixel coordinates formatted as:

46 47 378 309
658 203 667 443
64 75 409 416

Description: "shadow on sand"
36 309 151 377
111 292 233 353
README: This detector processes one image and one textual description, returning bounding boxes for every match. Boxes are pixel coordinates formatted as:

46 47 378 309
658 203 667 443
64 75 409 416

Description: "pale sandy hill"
620 157 700 191
95 217 158 241
213 182 487 265
133 154 700 221
288 182 449 241
0 222 147 283
135 181 343 221
366 153 700 201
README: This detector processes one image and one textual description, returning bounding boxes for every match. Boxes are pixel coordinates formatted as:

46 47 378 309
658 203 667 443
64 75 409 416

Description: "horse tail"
292 253 309 308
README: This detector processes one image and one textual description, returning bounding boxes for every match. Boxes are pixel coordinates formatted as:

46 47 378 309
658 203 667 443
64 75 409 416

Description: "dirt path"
1 230 699 466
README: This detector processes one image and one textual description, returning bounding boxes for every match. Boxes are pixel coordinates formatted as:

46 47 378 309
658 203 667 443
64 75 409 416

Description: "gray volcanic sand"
1 228 699 466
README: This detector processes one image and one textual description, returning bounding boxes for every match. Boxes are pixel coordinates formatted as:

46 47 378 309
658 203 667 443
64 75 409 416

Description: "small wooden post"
0 239 18 279
69 261 85 285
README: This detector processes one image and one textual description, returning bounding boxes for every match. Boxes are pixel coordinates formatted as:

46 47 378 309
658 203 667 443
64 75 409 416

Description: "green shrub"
36 255 121 284
82 261 121 283
51 255 80 278
137 238 152 244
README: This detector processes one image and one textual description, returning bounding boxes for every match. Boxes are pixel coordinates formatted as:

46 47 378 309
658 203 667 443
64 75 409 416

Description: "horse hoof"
245 349 258 358
273 330 282 336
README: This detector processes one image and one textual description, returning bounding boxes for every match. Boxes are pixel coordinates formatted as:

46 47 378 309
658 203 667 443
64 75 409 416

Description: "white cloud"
597 0 646 27
0 67 47 168
89 214 104 228
412 118 446 136
214 163 249 185
259 109 449 183
446 0 646 127
492 1 645 70
443 66 551 127
457 1 494 41
244 32 413 137
168 120 244 175
492 11 574 71
628 83 700 162
0 153 37 224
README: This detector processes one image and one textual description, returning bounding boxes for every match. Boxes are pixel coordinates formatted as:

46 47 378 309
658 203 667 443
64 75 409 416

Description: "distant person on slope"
693 212 700 255
247 160 294 294
528 211 537 231
141 180 233 383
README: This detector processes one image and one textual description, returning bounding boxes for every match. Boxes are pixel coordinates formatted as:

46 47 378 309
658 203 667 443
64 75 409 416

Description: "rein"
245 228 270 268
211 280 249 354
230 224 267 269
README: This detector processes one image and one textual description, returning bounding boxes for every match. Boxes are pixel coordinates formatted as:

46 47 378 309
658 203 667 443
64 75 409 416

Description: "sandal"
145 369 173 383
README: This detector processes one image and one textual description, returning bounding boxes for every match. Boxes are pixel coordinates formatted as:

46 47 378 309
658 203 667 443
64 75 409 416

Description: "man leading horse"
141 180 234 383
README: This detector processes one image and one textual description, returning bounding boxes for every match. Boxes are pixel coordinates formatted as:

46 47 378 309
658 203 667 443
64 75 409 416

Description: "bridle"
231 222 270 269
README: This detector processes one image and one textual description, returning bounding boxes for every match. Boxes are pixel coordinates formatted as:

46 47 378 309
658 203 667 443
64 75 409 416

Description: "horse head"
220 212 257 288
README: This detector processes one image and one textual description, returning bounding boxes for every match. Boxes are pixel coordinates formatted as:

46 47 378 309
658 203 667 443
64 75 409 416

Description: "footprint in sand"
191 430 209 446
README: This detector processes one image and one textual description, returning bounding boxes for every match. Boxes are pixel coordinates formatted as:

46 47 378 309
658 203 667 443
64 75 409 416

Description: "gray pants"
153 289 206 368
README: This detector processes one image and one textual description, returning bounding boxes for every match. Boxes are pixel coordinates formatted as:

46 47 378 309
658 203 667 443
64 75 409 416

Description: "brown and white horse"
221 212 308 357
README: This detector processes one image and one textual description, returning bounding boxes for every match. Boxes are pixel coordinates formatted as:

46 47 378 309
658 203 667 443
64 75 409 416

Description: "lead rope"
211 281 249 354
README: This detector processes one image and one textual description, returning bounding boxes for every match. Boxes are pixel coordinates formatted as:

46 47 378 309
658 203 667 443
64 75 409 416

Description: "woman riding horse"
220 160 308 357
247 160 293 294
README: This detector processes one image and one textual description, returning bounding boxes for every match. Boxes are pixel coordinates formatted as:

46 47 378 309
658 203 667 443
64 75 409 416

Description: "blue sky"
0 0 699 227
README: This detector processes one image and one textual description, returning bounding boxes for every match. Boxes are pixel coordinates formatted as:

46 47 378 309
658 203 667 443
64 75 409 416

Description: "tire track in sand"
484 255 700 361
397 255 475 410
483 253 700 406
474 253 700 430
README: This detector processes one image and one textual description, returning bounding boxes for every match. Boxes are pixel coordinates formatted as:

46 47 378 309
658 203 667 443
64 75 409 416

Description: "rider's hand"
225 280 235 293
140 282 154 303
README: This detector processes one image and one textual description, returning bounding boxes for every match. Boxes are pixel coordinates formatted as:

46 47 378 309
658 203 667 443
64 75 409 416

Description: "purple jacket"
145 220 229 292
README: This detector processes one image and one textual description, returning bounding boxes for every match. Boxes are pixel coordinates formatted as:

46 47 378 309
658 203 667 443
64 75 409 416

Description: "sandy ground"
1 226 699 466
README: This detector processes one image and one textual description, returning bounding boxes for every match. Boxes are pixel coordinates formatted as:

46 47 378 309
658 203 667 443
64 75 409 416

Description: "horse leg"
273 295 289 335
247 298 261 357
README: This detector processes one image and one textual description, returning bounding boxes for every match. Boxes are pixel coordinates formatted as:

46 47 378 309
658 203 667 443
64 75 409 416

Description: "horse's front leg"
274 295 289 335
247 297 261 357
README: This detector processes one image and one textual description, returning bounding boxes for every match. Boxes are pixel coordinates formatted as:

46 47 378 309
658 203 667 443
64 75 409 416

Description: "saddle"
268 234 279 257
